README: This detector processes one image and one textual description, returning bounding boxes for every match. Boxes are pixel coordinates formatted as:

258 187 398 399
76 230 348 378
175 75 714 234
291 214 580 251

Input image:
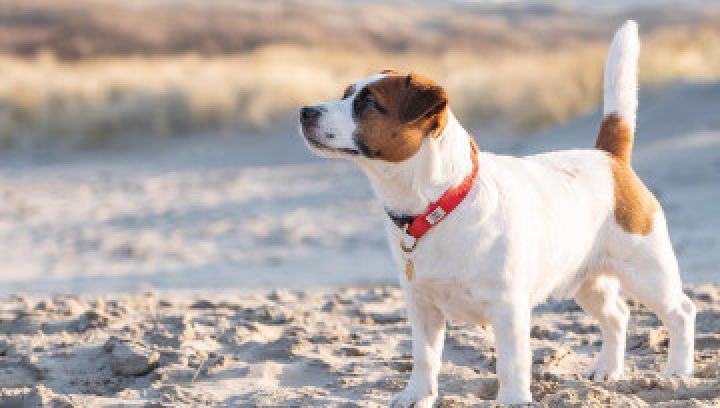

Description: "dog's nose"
300 106 322 125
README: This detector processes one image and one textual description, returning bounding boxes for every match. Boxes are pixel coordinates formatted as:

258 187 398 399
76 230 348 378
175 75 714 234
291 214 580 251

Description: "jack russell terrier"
298 21 695 406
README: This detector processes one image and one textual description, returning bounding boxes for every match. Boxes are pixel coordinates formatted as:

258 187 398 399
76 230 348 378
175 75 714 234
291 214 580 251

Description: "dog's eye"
354 90 385 117
367 95 387 114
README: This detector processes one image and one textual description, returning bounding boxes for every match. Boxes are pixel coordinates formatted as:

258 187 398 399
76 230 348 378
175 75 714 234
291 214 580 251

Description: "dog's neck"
357 110 474 218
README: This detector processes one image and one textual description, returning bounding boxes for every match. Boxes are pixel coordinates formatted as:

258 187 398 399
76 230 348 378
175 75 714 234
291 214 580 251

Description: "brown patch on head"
608 155 660 235
353 72 448 162
596 113 633 163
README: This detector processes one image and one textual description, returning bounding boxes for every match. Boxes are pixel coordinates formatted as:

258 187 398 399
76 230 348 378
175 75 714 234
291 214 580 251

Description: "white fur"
299 21 694 406
604 20 639 132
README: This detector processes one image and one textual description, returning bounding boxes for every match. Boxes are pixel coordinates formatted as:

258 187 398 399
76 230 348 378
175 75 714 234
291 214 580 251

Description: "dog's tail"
596 20 639 164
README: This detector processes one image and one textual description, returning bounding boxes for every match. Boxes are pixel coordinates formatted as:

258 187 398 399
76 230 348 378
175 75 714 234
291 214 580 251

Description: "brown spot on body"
596 114 660 235
559 168 577 179
353 73 448 162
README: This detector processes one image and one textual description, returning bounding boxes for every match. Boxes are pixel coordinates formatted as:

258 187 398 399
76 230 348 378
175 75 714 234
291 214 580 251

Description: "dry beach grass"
0 1 719 147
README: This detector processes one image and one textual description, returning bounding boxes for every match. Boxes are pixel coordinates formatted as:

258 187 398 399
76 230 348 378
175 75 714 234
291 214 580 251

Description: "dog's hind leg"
574 274 629 381
613 218 696 376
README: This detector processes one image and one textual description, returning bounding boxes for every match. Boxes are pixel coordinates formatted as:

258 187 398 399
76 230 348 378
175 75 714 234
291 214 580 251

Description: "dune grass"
0 24 719 148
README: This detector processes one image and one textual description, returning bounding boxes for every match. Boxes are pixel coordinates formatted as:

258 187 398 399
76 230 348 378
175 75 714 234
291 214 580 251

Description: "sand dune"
0 80 717 294
0 79 717 405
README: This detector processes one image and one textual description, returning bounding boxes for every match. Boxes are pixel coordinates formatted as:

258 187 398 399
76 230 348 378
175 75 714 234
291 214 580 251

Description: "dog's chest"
411 279 492 324
386 196 505 323
403 237 501 325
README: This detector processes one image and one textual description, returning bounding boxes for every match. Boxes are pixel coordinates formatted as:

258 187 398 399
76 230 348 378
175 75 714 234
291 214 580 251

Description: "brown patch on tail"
609 158 660 235
597 114 660 235
596 113 633 163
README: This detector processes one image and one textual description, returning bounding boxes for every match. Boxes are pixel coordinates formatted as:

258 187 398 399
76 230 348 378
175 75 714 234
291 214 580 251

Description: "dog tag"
399 228 416 281
405 258 414 281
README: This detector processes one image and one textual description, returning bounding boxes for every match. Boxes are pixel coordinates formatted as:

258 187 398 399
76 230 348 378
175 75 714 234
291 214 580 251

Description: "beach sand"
0 80 717 407
1 284 719 407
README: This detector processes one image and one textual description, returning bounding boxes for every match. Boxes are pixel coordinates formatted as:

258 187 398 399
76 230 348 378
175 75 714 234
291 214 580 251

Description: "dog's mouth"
303 131 360 156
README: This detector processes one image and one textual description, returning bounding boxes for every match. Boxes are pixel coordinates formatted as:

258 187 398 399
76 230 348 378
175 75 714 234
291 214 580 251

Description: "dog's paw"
389 387 436 408
496 387 532 405
661 363 693 377
585 357 623 381
662 350 694 377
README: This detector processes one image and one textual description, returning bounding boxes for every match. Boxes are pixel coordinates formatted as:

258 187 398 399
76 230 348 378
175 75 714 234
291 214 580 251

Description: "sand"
0 284 719 407
0 75 717 407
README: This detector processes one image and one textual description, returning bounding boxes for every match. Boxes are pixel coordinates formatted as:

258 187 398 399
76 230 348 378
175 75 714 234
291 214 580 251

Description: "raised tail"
596 20 639 163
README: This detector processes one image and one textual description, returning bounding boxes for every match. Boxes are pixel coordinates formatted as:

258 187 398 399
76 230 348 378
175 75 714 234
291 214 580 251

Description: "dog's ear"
398 73 448 124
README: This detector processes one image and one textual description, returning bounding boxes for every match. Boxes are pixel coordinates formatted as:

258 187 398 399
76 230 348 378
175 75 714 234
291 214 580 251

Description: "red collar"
387 134 479 240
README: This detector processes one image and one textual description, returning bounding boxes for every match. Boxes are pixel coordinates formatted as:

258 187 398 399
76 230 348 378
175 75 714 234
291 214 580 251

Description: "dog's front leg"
390 291 446 408
490 300 533 405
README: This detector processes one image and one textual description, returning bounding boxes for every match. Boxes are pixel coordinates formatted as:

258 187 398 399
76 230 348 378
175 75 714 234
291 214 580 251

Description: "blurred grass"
0 1 719 148
2 27 719 148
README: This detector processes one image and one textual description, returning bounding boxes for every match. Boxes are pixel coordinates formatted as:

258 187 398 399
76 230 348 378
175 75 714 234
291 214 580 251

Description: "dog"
298 21 695 406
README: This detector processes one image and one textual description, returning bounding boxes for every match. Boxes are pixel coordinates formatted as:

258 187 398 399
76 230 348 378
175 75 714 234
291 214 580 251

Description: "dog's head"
299 71 448 162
